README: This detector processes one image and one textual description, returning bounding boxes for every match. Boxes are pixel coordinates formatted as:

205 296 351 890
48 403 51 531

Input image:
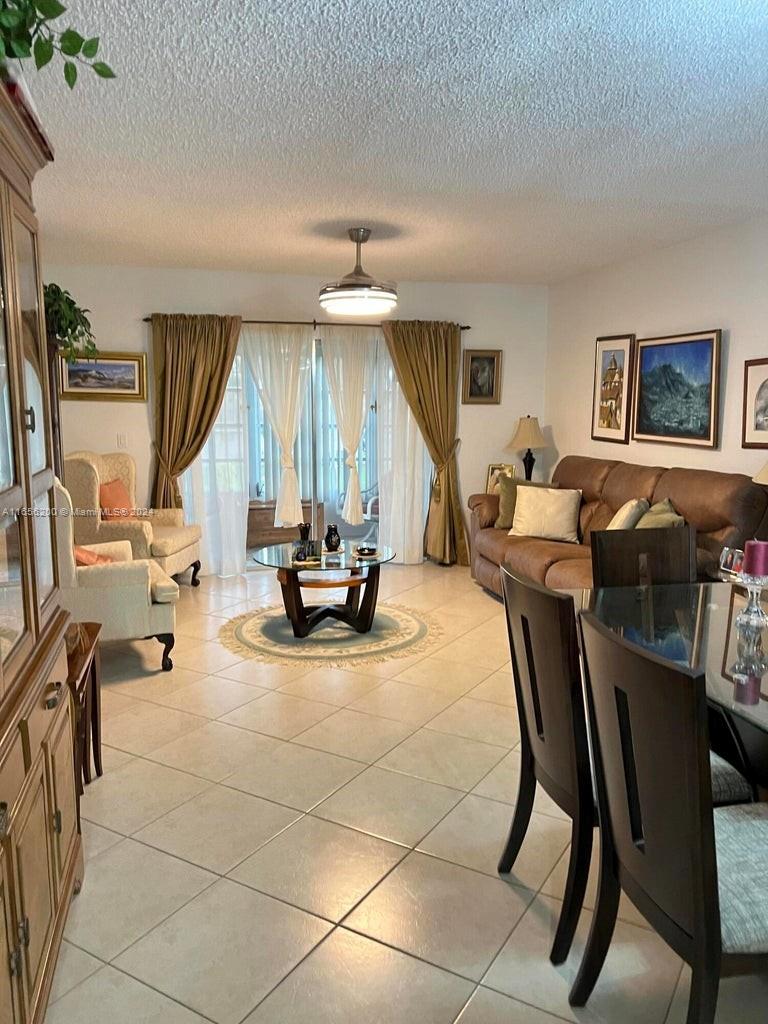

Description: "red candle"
733 674 761 706
743 539 768 577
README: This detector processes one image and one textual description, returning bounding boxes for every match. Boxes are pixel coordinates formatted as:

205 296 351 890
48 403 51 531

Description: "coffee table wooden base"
277 565 381 638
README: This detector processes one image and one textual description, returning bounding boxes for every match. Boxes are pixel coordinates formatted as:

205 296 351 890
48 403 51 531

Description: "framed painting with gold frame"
486 463 515 494
59 351 147 402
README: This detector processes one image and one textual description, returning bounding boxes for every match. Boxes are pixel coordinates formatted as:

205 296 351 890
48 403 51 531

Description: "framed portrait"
742 358 768 448
590 334 635 444
59 351 147 402
462 349 502 404
486 463 515 494
632 330 721 448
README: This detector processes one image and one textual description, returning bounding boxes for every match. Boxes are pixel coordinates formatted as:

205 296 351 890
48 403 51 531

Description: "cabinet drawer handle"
53 809 62 835
0 802 7 840
44 681 64 710
9 946 22 978
23 405 36 433
18 916 29 948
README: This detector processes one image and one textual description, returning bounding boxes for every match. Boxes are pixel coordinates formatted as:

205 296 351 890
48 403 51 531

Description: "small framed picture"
742 358 768 448
59 351 147 402
462 349 502 404
632 330 721 448
486 463 515 494
591 334 635 444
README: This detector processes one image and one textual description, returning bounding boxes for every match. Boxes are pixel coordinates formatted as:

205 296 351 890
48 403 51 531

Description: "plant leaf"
81 35 98 58
33 35 54 69
63 59 77 88
0 9 25 28
10 38 32 59
0 38 6 61
92 61 115 78
59 27 83 55
35 0 67 19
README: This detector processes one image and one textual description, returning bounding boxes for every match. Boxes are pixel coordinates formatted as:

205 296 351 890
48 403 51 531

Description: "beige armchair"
64 450 202 585
54 480 179 670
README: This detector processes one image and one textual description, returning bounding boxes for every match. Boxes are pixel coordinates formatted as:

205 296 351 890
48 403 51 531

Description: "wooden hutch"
0 82 81 1023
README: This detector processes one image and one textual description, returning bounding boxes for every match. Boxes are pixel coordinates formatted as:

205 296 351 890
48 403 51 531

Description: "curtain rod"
141 316 471 330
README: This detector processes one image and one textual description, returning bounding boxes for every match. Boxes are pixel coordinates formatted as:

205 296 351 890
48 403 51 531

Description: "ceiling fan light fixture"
319 227 397 317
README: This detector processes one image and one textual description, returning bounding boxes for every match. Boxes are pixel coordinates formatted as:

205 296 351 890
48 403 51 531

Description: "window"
244 342 377 517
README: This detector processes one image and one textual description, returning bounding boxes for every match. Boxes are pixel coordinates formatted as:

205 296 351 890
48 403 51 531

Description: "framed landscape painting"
59 351 147 402
591 334 635 443
632 330 721 448
462 349 502 404
742 358 768 448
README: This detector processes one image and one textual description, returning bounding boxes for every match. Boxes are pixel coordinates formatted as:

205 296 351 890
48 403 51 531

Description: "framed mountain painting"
632 330 721 448
591 334 635 443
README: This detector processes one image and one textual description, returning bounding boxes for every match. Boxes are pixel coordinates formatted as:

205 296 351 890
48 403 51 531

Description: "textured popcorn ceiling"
26 0 768 284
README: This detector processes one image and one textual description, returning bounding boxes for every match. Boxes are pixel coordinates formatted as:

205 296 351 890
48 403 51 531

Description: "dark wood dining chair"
573 612 768 1024
499 568 595 964
590 525 697 588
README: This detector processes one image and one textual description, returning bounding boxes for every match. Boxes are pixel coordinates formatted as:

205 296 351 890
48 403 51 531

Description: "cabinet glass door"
14 222 47 475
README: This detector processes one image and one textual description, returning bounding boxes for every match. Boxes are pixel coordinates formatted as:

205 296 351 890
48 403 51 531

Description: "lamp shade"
754 462 768 485
507 415 547 451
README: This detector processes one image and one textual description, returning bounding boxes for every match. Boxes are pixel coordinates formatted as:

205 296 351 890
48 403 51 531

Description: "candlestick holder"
729 617 768 704
732 574 768 631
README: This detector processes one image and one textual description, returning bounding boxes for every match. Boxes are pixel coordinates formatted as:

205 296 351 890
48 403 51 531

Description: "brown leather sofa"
468 455 768 597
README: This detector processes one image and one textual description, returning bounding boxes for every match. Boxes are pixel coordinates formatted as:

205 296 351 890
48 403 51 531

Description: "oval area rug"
218 602 443 669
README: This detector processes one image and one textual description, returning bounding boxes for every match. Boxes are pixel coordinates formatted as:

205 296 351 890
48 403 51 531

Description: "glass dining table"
571 581 768 786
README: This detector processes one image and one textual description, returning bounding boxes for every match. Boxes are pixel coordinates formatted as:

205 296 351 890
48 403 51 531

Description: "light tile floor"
46 564 754 1023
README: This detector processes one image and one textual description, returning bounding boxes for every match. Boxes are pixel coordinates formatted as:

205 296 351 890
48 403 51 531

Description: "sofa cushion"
602 461 665 511
510 487 581 544
552 455 617 502
150 524 202 557
545 557 594 590
148 560 179 604
474 528 517 566
505 538 590 584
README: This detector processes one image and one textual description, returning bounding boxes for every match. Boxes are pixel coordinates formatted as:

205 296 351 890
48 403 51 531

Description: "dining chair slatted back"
590 526 697 588
499 568 594 964
577 611 716 959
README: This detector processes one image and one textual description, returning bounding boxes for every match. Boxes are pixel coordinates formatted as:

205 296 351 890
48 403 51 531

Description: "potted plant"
0 0 114 89
43 281 97 362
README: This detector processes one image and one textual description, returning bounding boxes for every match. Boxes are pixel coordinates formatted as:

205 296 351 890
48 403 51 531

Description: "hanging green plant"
43 282 97 363
0 0 114 90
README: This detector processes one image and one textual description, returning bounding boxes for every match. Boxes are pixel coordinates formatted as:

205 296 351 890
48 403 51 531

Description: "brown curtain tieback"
152 443 176 480
431 438 460 503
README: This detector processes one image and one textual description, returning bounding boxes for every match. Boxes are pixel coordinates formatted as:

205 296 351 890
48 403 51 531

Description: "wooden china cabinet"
0 83 81 1024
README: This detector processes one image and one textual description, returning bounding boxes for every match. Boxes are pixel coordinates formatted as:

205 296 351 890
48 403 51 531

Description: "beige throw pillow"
494 476 559 530
636 497 685 529
606 498 650 530
509 486 582 544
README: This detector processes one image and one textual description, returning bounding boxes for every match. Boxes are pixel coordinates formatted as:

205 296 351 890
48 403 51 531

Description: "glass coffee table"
253 543 396 638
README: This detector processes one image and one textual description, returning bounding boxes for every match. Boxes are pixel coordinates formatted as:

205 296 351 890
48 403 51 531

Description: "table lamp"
507 415 547 480
754 462 768 486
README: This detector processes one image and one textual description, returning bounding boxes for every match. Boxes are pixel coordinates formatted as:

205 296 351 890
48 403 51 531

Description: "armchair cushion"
97 518 153 559
99 478 136 520
145 507 185 528
150 523 203 557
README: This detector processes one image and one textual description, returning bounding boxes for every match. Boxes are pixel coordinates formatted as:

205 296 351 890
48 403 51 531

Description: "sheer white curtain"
241 324 311 526
321 327 377 525
376 347 432 563
179 352 249 576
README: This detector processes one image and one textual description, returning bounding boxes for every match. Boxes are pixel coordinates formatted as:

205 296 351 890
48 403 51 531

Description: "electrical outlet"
116 433 127 449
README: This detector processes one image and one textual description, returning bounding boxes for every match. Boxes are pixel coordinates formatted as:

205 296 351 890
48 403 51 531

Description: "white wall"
44 262 548 507
544 217 768 479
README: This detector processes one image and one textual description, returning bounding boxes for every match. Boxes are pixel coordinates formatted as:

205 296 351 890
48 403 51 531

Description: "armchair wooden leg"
155 633 175 671
190 560 202 587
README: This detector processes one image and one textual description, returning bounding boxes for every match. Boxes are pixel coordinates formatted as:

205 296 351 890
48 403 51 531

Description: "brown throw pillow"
495 476 559 530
